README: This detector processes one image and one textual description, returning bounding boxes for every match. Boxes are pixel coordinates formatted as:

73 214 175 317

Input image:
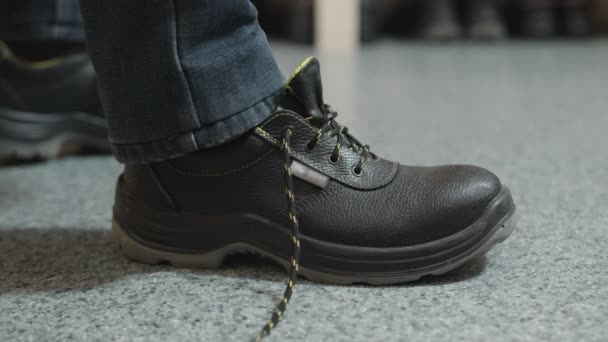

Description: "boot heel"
111 219 227 269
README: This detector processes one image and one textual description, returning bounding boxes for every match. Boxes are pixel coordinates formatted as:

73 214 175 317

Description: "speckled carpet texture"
1 41 607 341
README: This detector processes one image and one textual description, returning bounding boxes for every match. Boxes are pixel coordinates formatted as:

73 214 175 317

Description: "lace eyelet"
329 154 339 164
305 140 317 152
352 165 363 176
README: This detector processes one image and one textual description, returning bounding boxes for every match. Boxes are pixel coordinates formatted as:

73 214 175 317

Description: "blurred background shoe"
0 41 109 162
361 0 401 42
519 0 557 38
254 0 399 43
282 0 314 44
253 0 603 42
593 0 608 34
417 0 463 40
558 0 593 36
465 0 507 39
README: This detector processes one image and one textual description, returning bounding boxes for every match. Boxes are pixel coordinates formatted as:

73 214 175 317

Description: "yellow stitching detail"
162 148 275 177
286 56 314 86
0 40 67 69
260 112 316 131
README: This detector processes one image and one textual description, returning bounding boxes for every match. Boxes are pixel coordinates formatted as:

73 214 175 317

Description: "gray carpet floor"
1 41 607 341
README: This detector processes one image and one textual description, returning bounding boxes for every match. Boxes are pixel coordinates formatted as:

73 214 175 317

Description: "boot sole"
112 187 517 285
0 106 109 160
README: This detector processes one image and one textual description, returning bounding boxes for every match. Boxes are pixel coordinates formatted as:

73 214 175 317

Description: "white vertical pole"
314 0 361 53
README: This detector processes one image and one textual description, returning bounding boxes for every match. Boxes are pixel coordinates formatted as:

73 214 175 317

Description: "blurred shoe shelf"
253 0 608 46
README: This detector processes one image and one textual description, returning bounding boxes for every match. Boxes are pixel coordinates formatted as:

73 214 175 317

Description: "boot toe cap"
412 164 503 240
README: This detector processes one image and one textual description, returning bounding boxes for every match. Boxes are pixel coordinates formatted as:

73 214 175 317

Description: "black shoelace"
255 128 300 341
255 107 372 340
308 105 372 176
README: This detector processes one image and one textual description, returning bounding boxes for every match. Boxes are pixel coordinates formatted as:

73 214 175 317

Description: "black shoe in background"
254 0 397 44
592 0 608 34
519 0 557 38
0 42 109 161
418 0 462 40
465 0 507 39
361 0 401 42
557 0 593 37
283 0 314 44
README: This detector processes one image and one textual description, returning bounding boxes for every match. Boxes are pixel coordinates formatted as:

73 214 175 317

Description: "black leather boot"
112 57 517 338
0 41 108 160
114 55 517 283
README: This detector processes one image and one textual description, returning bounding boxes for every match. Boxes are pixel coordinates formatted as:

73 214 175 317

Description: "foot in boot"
112 57 518 338
113 57 517 284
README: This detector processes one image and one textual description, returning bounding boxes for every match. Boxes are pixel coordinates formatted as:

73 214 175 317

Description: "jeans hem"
111 88 282 164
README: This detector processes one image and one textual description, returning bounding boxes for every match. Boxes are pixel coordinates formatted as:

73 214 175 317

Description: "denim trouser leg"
80 0 285 164
0 0 84 41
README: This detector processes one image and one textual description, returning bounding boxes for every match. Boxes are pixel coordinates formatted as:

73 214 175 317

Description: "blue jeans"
0 0 284 163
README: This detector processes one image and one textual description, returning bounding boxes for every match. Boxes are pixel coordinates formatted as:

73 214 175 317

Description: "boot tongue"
282 57 326 120
280 57 362 150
